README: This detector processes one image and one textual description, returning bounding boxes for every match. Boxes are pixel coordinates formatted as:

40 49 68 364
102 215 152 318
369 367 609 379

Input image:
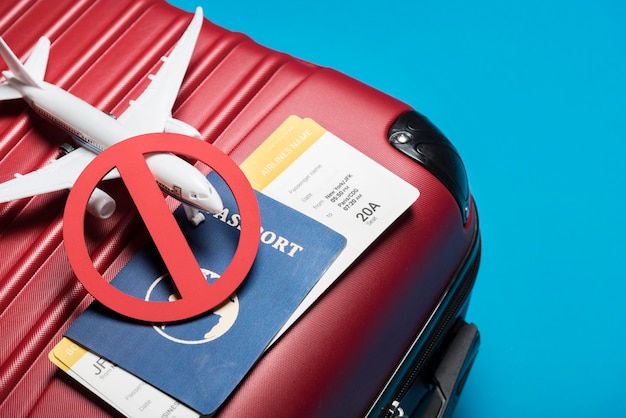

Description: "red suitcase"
0 1 481 416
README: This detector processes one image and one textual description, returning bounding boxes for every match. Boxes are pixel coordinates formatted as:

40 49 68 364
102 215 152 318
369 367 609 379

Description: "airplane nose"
198 181 223 214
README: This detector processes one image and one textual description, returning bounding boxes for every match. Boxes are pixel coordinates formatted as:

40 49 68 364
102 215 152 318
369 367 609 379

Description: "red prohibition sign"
63 133 260 322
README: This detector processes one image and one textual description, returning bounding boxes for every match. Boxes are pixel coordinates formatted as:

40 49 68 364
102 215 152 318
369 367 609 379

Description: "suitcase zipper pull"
388 400 408 417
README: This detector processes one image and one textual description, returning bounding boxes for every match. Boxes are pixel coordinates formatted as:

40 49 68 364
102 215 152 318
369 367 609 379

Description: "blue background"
170 1 626 416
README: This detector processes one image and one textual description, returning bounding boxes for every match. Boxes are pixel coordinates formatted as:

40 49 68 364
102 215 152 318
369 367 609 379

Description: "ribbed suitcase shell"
0 1 478 416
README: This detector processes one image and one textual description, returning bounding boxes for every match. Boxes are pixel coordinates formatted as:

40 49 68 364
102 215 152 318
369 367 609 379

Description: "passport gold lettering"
259 230 303 257
212 207 241 230
260 230 276 244
227 213 241 229
213 208 304 257
287 242 304 257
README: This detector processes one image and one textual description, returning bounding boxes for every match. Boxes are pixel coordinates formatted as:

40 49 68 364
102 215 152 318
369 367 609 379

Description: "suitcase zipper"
397 243 479 404
366 217 481 418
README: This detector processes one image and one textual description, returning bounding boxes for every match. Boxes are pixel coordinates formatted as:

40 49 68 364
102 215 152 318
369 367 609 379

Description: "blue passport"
65 172 346 415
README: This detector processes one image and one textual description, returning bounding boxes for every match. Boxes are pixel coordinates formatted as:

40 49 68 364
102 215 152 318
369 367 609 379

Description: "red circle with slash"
63 133 260 322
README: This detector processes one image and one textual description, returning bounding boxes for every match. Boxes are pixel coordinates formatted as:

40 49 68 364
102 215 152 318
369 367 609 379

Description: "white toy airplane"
0 7 222 226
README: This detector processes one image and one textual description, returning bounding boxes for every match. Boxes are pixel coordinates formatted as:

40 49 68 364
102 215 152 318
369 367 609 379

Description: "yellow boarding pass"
49 338 199 418
241 116 420 339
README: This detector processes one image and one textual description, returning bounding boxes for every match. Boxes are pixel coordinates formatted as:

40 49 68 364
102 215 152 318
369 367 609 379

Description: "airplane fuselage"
23 82 129 151
11 80 222 215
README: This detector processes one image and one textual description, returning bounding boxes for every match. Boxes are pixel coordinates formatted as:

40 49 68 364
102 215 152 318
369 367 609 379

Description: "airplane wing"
116 7 203 135
0 147 109 202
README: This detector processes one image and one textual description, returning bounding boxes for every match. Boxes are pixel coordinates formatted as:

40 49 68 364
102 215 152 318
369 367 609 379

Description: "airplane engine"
164 117 202 139
86 187 116 219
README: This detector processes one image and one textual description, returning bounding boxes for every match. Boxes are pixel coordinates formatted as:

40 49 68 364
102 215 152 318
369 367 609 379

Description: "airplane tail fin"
0 36 49 95
23 37 49 82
